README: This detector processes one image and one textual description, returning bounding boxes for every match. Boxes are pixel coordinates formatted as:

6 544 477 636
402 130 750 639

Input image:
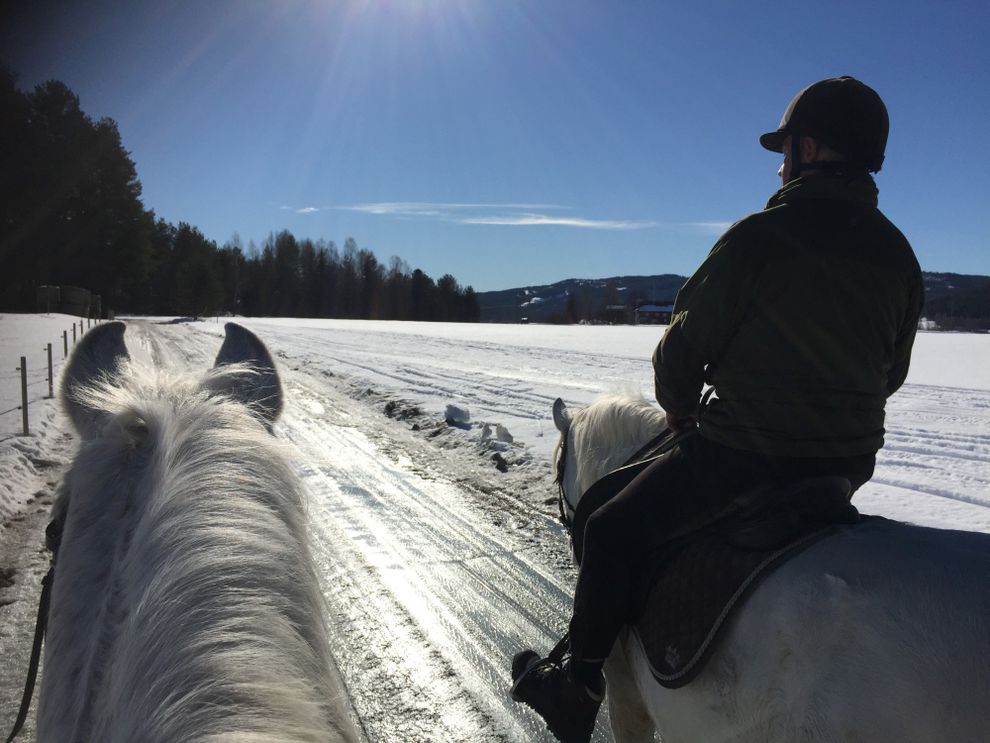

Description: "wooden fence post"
47 343 54 398
63 330 69 358
19 356 28 435
73 324 77 344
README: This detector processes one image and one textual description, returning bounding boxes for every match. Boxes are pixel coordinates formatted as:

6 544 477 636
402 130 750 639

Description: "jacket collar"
766 173 879 210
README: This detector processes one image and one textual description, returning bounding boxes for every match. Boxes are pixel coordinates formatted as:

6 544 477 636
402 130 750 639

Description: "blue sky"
4 0 988 292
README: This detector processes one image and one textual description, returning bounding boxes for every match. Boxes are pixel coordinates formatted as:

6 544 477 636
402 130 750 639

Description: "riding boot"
510 650 604 743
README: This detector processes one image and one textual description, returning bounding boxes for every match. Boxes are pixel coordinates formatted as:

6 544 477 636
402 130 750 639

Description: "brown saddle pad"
629 477 861 689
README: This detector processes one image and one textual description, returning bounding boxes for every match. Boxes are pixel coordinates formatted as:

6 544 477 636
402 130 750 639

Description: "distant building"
634 303 675 324
601 304 631 324
36 284 101 317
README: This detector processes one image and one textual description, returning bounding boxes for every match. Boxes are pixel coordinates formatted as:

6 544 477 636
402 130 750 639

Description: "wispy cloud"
460 214 654 230
341 202 567 217
333 201 653 230
277 201 724 234
279 205 321 214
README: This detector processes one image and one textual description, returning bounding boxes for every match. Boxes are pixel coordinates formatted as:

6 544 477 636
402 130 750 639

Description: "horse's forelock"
69 360 276 438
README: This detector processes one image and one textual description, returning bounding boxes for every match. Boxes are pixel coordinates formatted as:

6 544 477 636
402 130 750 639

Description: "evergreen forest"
0 66 480 322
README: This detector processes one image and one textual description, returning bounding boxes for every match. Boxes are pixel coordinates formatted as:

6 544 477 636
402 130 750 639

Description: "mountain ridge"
476 271 990 329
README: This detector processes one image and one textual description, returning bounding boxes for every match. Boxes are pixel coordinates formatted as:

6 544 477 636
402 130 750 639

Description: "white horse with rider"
550 393 990 743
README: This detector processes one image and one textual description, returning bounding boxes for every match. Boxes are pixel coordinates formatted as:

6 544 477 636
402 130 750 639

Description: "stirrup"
510 649 552 700
508 645 603 743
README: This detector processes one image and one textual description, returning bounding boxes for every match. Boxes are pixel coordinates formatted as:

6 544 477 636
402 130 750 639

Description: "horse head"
62 321 284 441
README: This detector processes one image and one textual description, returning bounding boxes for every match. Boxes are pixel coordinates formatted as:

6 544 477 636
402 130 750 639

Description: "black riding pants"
568 432 875 663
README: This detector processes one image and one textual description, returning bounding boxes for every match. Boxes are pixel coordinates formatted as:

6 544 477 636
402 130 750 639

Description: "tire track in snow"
857 381 990 529
254 324 649 416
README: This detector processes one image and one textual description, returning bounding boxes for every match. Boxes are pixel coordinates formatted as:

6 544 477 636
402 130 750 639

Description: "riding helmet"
759 76 889 172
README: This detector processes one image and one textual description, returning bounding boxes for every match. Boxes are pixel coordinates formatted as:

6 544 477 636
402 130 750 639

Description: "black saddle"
630 475 858 688
570 450 857 564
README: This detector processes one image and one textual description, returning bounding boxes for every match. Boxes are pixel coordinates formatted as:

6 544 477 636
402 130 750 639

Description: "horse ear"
208 322 283 427
552 398 571 433
61 321 130 438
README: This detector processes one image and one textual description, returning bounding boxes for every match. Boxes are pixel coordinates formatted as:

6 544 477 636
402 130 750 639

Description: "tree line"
0 66 479 322
155 226 480 321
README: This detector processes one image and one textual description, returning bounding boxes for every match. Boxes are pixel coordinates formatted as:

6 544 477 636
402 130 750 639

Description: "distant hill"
922 273 990 331
476 274 688 323
477 271 990 329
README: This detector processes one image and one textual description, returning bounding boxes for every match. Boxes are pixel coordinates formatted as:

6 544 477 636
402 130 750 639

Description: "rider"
511 76 924 742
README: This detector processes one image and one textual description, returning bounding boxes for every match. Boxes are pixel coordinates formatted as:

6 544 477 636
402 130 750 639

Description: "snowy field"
1 314 989 741
187 316 990 532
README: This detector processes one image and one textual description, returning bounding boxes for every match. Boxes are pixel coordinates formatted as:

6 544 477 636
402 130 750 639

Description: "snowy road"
282 378 579 741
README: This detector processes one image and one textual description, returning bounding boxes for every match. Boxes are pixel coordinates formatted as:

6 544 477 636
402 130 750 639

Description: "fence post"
47 343 54 398
19 357 28 435
63 330 69 358
73 324 77 344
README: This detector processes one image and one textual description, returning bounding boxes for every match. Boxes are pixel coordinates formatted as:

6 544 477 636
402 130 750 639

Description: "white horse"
552 393 990 743
37 322 358 743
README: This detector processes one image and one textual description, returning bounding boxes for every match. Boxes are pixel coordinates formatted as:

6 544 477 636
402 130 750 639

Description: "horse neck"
571 397 666 495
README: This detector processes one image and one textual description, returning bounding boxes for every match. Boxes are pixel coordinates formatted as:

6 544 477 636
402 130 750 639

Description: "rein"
5 518 61 743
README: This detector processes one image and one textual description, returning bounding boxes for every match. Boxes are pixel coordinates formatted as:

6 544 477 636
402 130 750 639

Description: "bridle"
556 422 675 530
554 426 577 528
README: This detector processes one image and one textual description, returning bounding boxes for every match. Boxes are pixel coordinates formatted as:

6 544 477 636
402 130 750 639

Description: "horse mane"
567 393 667 496
47 359 355 742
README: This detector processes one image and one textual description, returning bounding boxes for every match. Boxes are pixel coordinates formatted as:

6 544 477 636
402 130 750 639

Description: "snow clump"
444 404 471 426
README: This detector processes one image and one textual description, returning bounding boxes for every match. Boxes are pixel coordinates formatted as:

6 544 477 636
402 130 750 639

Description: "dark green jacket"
654 174 923 457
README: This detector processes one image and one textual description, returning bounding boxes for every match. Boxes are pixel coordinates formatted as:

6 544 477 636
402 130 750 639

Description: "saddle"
573 461 861 689
631 476 859 688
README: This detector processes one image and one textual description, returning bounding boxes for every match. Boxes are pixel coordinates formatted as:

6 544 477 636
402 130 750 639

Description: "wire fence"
1 317 105 437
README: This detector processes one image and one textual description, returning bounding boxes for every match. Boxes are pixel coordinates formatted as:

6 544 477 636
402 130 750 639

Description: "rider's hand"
665 412 697 433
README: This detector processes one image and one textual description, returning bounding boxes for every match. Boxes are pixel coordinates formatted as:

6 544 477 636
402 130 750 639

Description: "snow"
2 315 988 540
444 404 471 425
1 314 989 740
0 313 92 521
